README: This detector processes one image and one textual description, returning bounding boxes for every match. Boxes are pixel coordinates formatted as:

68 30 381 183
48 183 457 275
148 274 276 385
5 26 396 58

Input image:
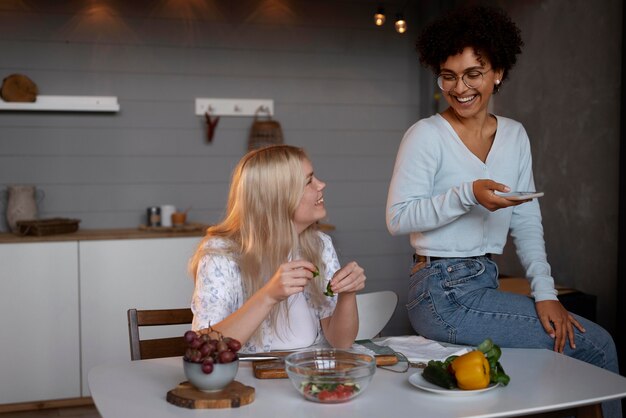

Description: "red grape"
184 330 197 344
218 350 236 364
199 342 212 357
227 339 242 352
201 361 214 374
189 349 202 363
189 337 202 349
216 340 228 353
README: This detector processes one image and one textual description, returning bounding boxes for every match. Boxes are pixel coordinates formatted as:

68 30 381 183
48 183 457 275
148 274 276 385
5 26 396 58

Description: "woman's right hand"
473 179 528 211
263 260 317 304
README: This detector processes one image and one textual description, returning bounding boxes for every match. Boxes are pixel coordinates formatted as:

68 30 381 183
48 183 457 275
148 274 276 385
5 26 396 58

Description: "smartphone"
494 191 544 201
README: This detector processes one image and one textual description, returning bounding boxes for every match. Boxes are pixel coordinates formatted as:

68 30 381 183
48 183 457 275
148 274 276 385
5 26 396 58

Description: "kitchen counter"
0 222 335 244
0 231 200 407
0 226 208 243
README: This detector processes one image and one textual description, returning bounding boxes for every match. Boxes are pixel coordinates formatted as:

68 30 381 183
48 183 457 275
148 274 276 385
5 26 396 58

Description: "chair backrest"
355 290 398 340
127 308 193 361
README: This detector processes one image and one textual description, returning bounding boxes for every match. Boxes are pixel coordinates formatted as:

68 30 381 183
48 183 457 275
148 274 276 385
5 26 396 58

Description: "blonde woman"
189 145 366 353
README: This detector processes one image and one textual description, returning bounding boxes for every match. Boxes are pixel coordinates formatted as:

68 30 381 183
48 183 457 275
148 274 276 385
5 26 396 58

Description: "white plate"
494 191 544 201
408 372 499 396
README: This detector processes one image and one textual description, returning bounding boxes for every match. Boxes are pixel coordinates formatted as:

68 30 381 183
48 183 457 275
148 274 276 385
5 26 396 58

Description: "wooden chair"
127 308 193 361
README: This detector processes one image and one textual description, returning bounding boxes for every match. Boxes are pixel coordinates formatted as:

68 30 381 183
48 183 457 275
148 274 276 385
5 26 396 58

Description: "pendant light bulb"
374 7 385 26
395 14 407 34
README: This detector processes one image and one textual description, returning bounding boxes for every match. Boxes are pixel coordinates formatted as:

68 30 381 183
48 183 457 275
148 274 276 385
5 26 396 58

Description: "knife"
238 355 283 361
237 351 291 361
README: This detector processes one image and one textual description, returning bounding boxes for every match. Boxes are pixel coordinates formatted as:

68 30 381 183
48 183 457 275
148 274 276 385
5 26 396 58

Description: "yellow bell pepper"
450 350 490 390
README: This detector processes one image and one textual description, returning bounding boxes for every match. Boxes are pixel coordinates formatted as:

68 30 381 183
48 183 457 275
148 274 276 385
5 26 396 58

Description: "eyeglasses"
437 68 493 92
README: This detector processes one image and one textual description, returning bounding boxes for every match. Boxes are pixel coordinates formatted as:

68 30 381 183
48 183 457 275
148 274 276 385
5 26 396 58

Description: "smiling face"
439 47 503 119
293 158 326 234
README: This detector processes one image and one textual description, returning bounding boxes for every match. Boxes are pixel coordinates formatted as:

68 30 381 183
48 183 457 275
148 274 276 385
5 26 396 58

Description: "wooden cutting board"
252 354 398 379
374 354 399 367
166 380 254 409
252 360 289 379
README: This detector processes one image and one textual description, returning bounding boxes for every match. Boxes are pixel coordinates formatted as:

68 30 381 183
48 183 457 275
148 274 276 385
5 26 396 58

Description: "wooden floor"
0 406 101 418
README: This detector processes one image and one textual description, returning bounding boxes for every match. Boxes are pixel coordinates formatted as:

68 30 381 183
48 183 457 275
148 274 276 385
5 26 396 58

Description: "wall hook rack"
195 98 274 117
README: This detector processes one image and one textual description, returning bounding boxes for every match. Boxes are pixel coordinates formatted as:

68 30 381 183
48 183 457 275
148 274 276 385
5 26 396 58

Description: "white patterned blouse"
191 231 340 353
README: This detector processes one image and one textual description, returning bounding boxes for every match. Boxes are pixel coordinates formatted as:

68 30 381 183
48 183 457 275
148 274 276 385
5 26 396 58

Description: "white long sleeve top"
386 114 558 302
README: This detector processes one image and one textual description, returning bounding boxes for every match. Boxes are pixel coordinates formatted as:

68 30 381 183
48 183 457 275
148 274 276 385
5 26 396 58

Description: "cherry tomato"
317 390 338 402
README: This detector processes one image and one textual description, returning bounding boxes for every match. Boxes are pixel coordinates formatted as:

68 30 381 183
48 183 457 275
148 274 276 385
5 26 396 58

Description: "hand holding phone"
494 191 544 201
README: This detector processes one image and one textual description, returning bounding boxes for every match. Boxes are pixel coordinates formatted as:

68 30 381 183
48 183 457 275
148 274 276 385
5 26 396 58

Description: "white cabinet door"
79 237 198 396
0 242 81 403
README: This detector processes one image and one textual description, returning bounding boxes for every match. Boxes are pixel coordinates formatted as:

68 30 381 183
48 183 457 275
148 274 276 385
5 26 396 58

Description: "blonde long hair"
189 145 327 341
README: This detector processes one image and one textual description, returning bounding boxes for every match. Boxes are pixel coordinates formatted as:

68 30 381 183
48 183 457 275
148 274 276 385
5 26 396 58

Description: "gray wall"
0 0 419 335
0 0 622 335
489 0 622 332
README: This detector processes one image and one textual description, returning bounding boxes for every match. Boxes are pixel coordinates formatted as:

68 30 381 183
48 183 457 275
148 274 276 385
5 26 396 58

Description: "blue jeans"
407 256 621 418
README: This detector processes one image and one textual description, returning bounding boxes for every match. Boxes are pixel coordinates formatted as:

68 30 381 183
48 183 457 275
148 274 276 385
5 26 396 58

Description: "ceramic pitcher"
5 185 41 233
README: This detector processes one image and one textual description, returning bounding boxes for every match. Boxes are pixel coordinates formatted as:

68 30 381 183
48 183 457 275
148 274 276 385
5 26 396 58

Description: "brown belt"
411 254 492 275
414 255 442 263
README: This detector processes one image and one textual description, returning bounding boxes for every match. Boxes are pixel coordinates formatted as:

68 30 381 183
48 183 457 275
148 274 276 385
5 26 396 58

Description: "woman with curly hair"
190 145 366 353
386 6 619 415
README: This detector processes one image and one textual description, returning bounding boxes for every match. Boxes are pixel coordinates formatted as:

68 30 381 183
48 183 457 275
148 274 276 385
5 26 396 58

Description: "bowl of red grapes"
182 328 242 392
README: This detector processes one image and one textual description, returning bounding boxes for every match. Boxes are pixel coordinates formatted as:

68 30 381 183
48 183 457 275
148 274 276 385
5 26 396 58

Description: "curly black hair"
416 5 523 85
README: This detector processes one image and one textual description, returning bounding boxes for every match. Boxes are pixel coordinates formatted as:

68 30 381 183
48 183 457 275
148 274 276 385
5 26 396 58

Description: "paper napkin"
374 335 471 363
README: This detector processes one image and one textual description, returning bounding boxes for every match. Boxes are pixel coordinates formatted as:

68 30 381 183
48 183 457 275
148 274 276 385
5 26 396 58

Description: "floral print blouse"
191 231 340 353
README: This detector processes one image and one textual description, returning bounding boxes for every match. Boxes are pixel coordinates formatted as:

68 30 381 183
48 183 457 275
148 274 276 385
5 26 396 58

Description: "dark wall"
433 0 623 334
618 0 626 377
415 0 622 344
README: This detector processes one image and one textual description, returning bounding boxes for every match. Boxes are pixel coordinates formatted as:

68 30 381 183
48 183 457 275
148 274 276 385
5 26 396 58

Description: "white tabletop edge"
88 348 626 418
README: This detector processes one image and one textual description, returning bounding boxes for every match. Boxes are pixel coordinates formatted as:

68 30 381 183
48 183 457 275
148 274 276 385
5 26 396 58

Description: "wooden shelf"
0 95 120 112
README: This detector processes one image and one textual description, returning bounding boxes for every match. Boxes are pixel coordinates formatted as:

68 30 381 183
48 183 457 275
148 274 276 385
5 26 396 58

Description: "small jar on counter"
146 206 161 227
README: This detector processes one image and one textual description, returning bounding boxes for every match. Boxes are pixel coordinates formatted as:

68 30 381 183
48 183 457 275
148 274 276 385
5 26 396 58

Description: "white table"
88 348 626 418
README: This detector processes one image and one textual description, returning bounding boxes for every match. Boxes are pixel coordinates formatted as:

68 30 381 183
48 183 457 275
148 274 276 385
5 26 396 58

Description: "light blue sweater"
386 114 558 302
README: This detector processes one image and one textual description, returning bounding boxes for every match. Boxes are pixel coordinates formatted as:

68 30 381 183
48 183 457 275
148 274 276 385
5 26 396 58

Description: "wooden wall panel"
0 0 421 336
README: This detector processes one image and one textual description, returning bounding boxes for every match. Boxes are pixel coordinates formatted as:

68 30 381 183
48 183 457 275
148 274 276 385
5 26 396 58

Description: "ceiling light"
374 6 385 26
395 14 407 34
